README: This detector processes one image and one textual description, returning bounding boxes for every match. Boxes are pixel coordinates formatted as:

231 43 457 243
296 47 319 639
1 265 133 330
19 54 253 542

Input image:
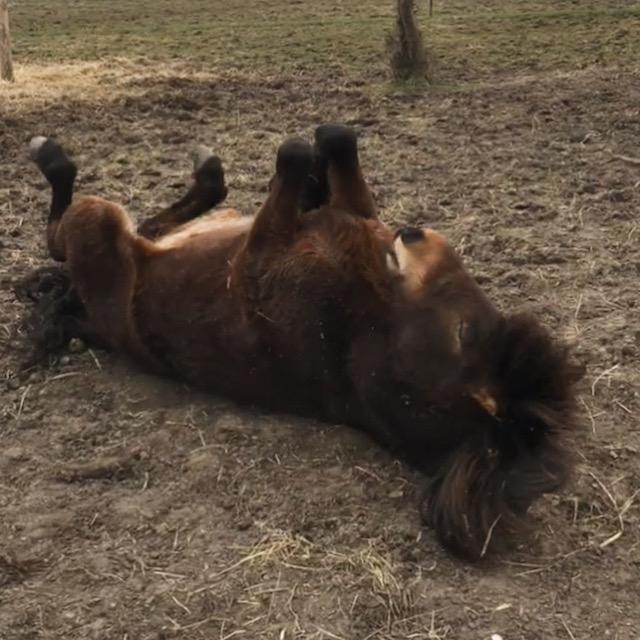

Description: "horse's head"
384 225 584 559
387 226 502 413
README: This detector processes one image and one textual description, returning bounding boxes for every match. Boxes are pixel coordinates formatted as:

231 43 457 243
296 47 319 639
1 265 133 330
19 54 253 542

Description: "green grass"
9 0 640 80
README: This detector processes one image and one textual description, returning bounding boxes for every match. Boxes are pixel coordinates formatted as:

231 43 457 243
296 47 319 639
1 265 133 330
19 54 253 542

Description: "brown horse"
28 125 583 560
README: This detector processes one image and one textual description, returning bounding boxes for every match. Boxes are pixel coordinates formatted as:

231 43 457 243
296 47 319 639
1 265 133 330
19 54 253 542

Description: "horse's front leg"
234 138 313 305
137 145 228 240
244 137 314 253
301 124 378 219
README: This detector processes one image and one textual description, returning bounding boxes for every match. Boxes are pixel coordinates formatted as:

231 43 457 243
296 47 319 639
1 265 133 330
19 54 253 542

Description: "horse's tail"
423 313 584 561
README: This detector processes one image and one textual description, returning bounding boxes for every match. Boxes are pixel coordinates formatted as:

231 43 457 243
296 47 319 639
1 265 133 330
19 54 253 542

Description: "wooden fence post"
0 0 15 82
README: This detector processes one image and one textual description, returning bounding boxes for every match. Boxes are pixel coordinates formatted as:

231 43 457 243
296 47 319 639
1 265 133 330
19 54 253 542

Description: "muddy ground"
1 35 640 640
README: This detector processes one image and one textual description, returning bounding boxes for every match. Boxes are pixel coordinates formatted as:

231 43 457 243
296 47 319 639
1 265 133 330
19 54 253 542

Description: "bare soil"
1 56 639 640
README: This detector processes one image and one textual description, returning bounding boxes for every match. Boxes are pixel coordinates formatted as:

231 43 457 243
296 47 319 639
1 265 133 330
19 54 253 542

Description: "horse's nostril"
399 227 425 245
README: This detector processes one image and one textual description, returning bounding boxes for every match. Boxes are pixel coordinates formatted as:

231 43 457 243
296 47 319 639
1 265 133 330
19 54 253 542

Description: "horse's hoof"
276 137 313 184
192 144 215 172
314 124 359 168
29 136 50 162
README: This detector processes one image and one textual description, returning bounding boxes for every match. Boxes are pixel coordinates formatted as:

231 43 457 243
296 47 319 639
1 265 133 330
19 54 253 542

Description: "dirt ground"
1 2 640 639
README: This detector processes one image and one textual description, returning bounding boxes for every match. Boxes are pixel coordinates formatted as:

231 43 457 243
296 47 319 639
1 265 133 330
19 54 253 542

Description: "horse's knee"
56 197 140 350
62 197 132 251
60 197 136 290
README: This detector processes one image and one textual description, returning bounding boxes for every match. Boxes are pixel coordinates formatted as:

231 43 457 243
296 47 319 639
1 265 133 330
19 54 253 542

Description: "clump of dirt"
1 60 639 639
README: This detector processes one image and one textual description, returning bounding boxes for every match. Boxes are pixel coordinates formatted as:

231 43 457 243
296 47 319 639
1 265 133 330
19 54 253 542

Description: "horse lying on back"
27 125 583 560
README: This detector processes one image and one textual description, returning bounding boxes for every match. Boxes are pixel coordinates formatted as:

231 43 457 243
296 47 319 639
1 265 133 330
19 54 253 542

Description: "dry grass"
2 60 237 110
2 61 112 108
9 0 640 85
176 526 447 639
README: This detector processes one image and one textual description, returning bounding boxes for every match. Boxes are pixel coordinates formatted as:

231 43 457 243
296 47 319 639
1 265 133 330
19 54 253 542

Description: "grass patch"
9 0 640 81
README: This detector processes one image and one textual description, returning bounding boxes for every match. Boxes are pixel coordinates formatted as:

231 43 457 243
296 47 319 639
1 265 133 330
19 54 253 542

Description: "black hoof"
314 124 359 169
29 137 77 187
276 137 314 185
193 154 228 205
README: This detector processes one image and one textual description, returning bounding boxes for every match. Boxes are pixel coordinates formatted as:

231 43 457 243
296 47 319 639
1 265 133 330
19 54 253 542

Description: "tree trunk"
388 0 429 81
0 0 15 83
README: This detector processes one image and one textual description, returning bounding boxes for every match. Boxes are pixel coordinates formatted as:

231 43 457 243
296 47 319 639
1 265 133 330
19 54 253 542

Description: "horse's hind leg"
137 146 228 240
30 137 147 357
312 123 377 219
29 136 78 261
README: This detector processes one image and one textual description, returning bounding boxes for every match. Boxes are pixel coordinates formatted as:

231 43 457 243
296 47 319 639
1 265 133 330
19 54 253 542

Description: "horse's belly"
153 210 252 250
135 243 298 409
